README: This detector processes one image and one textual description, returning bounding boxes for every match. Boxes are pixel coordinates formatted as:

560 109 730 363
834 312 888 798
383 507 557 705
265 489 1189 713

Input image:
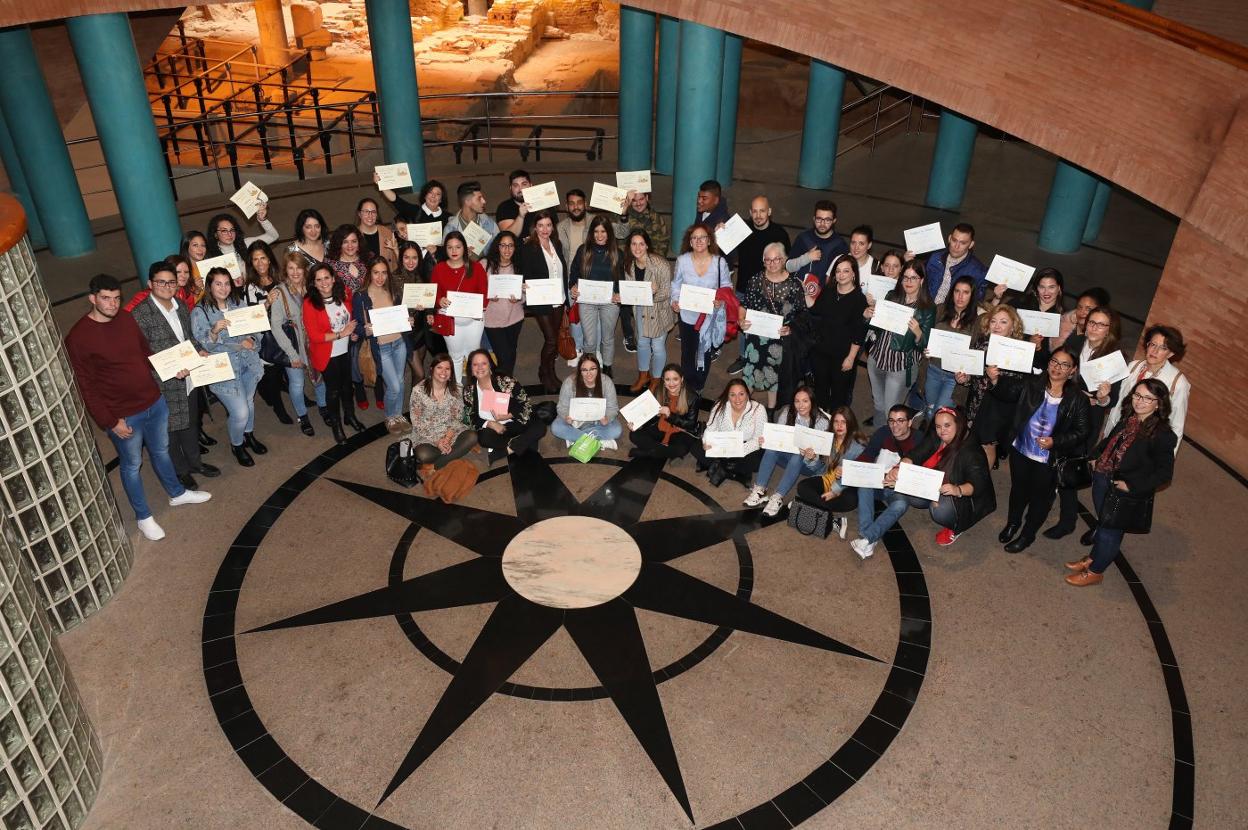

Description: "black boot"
998 523 1021 544
318 405 332 426
330 419 347 445
602 365 613 379
244 432 268 454
1004 534 1035 554
232 444 255 467
344 413 366 433
298 415 314 436
272 398 293 425
199 428 217 447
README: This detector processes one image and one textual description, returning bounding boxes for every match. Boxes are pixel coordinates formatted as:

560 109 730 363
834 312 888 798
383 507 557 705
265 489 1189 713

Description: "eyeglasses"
359 209 378 216
1132 392 1159 404
580 368 599 374
762 257 784 264
150 279 177 287
1086 320 1110 329
902 274 922 281
217 227 236 235
690 235 709 242
1048 358 1074 369
887 417 909 425
1145 341 1171 351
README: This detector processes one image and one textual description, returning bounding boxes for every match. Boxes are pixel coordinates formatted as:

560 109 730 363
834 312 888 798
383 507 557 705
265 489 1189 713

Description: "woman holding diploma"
191 268 266 466
409 354 477 469
518 211 566 393
744 386 830 517
628 364 702 459
303 264 365 445
1017 268 1072 359
354 259 410 434
554 354 622 448
431 231 489 385
694 378 768 487
396 240 439 382
182 231 209 290
864 259 935 429
922 275 984 418
569 215 624 378
621 230 674 394
739 242 805 411
463 350 546 461
810 254 868 411
483 231 525 377
962 305 1028 469
244 240 292 425
795 406 869 540
206 205 278 260
270 253 323 437
671 222 731 394
289 209 328 270
1100 325 1189 449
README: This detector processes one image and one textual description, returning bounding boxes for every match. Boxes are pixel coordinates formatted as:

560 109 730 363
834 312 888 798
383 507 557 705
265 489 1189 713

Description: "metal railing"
836 81 922 157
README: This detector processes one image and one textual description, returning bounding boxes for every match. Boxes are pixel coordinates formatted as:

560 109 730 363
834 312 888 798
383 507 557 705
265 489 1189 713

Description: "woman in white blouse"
694 378 768 487
519 210 566 393
1101 324 1189 451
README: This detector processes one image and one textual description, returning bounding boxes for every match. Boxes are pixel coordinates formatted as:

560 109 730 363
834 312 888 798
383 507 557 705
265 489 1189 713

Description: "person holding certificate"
621 229 674 395
810 254 869 411
191 268 266 466
408 354 477 469
430 231 489 385
569 216 624 378
376 175 446 238
743 386 830 517
738 242 805 411
269 253 324 437
1100 325 1189 451
205 205 279 263
962 305 1029 469
125 253 201 313
463 350 546 462
395 241 440 382
355 197 398 269
922 275 985 418
794 406 869 539
864 260 935 429
353 259 410 433
1017 268 1073 359
671 223 732 393
181 230 209 287
628 365 703 460
554 354 622 449
916 222 987 304
482 231 525 376
694 379 768 487
303 264 365 445
287 208 328 271
518 211 567 393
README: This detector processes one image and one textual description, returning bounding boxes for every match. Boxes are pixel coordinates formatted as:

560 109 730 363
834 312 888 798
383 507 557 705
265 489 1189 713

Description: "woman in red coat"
429 230 489 384
303 263 365 443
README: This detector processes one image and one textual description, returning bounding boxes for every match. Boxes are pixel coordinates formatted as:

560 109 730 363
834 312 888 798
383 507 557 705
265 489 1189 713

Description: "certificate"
895 463 945 502
986 334 1036 373
985 255 1035 292
375 162 412 190
903 222 945 254
369 305 412 336
1081 351 1130 388
577 279 614 305
229 181 267 219
620 389 661 430
677 284 716 315
199 251 242 282
713 213 751 254
870 299 916 336
841 459 886 489
704 430 745 458
479 390 511 422
864 274 896 303
148 341 204 382
569 397 607 423
745 309 783 340
409 222 442 248
943 348 985 376
590 181 629 213
460 221 492 257
445 291 484 319
762 423 797 454
488 274 523 300
1017 309 1062 338
188 352 235 389
875 449 902 471
223 304 270 336
521 181 559 211
619 280 653 306
794 425 834 456
402 282 438 309
926 329 972 360
525 278 564 306
615 170 652 193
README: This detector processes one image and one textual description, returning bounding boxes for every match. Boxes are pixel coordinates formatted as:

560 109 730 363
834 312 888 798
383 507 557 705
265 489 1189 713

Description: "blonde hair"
978 304 1025 340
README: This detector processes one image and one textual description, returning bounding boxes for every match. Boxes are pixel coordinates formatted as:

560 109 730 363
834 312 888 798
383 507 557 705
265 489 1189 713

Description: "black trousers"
619 305 635 341
477 419 546 455
1008 453 1058 536
169 390 201 477
795 478 857 513
322 353 353 425
257 363 284 408
487 320 524 377
678 320 712 393
630 421 698 459
812 353 856 412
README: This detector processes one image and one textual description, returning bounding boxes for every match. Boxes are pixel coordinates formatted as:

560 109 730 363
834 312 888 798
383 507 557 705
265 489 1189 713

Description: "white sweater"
1101 359 1189 453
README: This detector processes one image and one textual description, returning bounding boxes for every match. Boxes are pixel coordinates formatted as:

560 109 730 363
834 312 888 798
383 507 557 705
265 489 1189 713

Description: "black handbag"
259 290 295 367
1054 455 1092 490
1097 486 1153 534
787 500 831 538
385 439 422 488
531 401 558 425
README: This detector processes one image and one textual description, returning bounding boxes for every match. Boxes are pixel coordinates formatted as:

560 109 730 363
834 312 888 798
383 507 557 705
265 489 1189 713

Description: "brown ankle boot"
648 376 661 395
629 371 651 393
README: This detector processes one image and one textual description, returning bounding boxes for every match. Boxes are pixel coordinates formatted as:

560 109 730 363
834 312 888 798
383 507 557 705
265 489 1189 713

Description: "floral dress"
741 271 804 393
409 383 469 453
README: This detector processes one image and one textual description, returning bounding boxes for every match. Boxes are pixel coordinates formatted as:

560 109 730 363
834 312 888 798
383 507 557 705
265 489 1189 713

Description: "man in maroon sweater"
65 274 210 541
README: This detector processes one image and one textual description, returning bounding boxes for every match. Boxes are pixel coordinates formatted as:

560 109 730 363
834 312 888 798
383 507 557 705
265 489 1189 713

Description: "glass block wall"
0 215 134 632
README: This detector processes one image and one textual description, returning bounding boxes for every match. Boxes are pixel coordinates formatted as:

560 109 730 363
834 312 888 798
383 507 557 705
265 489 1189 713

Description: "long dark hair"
830 405 867 464
710 378 752 422
623 229 653 273
574 353 604 398
305 263 345 310
826 253 860 290
207 212 246 258
202 267 241 310
889 258 933 310
396 240 424 281
524 210 560 252
931 406 969 471
294 208 328 245
245 240 277 288
1026 267 1064 312
442 230 469 263
422 353 459 397
365 258 403 305
1118 378 1172 439
579 215 621 279
180 230 207 262
939 275 979 329
485 230 519 274
327 224 361 261
781 385 822 427
465 348 496 384
657 363 689 415
1085 306 1122 360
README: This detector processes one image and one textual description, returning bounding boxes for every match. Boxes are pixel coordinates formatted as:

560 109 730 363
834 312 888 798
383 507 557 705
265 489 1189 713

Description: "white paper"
590 181 629 213
762 423 797 454
986 333 1036 373
615 170 652 193
1081 351 1130 388
618 280 653 306
865 274 896 303
875 449 902 470
402 283 438 309
1017 309 1062 338
445 291 484 319
895 463 945 501
148 341 204 382
188 352 235 389
745 309 783 340
903 222 945 254
677 284 716 315
198 251 242 282
704 430 745 458
926 329 972 360
794 425 834 456
223 305 270 336
620 389 660 430
488 274 523 300
229 181 267 219
841 459 886 489
375 162 412 190
368 305 412 336
569 397 607 422
525 278 564 306
577 279 614 305
409 222 442 248
460 221 492 257
943 348 986 376
713 214 751 254
521 181 559 211
985 254 1035 292
870 299 916 336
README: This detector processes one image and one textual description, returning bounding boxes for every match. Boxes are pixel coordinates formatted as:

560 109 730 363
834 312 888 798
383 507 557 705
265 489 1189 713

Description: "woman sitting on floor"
409 353 478 469
628 364 703 460
554 353 622 449
794 406 869 540
463 349 545 462
694 378 768 487
743 385 830 517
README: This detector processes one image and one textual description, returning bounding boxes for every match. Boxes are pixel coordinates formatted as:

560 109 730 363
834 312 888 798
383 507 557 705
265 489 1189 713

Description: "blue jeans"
376 339 408 418
857 487 928 544
924 364 958 418
571 319 584 355
1089 472 1125 575
635 310 667 375
551 418 624 442
755 449 825 498
284 366 326 417
106 396 184 520
213 359 262 446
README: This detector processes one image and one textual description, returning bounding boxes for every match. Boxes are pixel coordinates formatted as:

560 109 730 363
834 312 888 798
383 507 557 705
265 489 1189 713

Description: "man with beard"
496 168 538 241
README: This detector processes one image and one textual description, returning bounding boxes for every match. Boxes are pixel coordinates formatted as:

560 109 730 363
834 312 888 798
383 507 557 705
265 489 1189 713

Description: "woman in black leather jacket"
904 406 996 546
462 349 547 463
628 364 703 459
999 348 1090 552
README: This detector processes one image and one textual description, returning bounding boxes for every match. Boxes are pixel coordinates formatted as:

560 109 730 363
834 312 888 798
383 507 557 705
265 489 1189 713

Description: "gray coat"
129 295 204 431
268 284 309 366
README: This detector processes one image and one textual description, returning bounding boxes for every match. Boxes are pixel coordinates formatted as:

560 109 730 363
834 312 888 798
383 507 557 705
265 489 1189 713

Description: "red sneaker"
935 528 959 546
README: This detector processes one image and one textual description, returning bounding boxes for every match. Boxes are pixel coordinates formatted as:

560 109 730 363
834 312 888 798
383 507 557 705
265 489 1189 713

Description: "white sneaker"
136 517 165 541
832 516 848 540
762 493 784 517
169 489 211 507
849 538 875 560
566 440 575 448
599 439 618 450
743 485 767 508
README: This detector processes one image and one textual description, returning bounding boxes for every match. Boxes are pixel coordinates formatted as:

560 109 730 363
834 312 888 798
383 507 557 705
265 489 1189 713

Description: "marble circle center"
501 516 642 609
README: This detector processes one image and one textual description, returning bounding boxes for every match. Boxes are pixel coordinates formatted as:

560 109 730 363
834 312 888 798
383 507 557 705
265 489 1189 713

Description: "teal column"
67 13 181 278
0 109 46 247
0 27 93 258
654 16 680 176
1038 161 1098 253
715 33 742 186
618 6 656 172
365 0 426 187
796 60 846 190
925 109 978 210
1082 180 1111 244
671 22 724 246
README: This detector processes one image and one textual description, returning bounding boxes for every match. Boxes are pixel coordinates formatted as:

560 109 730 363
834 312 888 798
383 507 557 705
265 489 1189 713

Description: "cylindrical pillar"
254 0 290 67
1038 161 1099 253
0 27 93 259
1082 180 1112 244
653 16 680 176
365 0 427 188
618 6 656 172
672 22 724 244
715 33 742 187
66 13 182 281
924 109 978 210
0 110 46 248
0 195 134 631
796 59 846 190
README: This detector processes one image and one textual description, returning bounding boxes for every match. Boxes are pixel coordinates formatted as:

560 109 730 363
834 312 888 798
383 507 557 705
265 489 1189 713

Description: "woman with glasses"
269 252 323 437
569 215 624 378
961 305 1029 469
1065 379 1176 586
303 263 365 444
622 230 674 395
354 259 411 434
794 406 869 540
483 231 525 377
864 258 935 428
743 385 830 517
409 353 477 469
355 197 398 269
810 254 868 412
998 348 1090 553
431 231 489 385
289 208 328 270
518 210 566 393
1100 325 1189 450
738 242 805 411
463 349 546 461
206 203 278 260
671 222 731 394
554 353 622 448
628 364 702 459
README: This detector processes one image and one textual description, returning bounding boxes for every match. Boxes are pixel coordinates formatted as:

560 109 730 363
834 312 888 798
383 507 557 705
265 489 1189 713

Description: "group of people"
65 171 1188 589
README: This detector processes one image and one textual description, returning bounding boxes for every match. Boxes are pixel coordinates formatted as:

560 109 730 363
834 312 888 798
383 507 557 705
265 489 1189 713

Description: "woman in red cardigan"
429 230 489 384
304 263 365 443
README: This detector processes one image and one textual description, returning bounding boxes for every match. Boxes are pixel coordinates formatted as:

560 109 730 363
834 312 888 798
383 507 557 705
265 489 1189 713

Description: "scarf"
1095 414 1141 475
657 391 682 445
